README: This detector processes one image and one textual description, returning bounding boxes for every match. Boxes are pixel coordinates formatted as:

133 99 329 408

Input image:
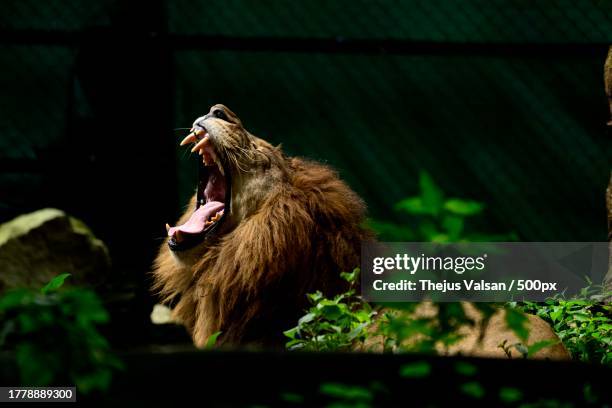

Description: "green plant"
513 284 612 365
366 170 516 243
286 269 512 355
289 171 608 366
0 274 122 392
284 268 376 351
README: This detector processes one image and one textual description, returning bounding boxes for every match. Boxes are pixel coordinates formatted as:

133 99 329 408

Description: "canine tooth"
180 133 196 146
165 223 171 233
195 129 205 137
191 136 210 153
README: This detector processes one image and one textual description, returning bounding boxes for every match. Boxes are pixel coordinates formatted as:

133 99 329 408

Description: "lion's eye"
213 109 228 121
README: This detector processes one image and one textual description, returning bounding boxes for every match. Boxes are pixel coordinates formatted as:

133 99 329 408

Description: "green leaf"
354 309 371 323
454 361 477 376
16 343 56 386
319 383 373 401
527 339 559 357
0 289 32 311
205 331 222 349
41 273 71 294
444 199 484 216
17 313 36 333
571 313 590 322
505 308 529 342
340 268 359 284
460 382 485 399
430 233 449 243
399 361 431 378
280 392 304 403
395 197 431 215
419 171 444 215
549 306 564 322
499 387 523 403
320 304 343 320
347 323 368 341
307 291 323 303
283 327 299 339
298 312 316 325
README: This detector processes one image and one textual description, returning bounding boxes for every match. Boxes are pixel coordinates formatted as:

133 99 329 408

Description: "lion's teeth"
191 136 210 153
180 133 196 146
165 223 171 233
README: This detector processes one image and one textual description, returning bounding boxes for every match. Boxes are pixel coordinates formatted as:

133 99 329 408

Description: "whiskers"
219 142 268 174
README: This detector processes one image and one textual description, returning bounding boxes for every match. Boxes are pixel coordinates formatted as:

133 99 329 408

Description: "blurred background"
0 0 610 286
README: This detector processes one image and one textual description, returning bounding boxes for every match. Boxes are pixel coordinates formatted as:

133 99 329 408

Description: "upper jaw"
180 127 225 176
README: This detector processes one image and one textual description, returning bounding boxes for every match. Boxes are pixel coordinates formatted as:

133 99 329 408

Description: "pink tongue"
168 201 225 236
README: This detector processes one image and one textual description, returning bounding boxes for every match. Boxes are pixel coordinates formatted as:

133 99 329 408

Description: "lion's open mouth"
167 128 231 251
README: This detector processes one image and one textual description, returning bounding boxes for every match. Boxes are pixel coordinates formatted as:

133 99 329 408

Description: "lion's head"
153 104 369 347
166 104 286 256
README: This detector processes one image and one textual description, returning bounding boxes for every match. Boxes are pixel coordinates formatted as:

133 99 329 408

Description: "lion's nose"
192 116 207 130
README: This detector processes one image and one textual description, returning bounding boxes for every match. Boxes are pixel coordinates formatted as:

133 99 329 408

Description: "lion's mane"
153 156 369 347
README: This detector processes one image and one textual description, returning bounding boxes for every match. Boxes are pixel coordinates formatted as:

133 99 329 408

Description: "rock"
0 208 110 292
360 302 571 360
150 304 176 325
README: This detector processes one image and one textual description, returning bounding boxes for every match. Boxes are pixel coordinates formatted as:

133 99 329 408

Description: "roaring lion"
153 104 569 359
153 104 369 347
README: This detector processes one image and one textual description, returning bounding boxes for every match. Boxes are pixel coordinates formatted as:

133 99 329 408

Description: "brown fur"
153 104 370 347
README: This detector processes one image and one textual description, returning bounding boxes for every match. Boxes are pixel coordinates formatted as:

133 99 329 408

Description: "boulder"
0 208 110 292
361 302 571 360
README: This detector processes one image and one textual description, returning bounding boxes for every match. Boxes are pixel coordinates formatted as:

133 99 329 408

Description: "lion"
152 104 569 359
153 104 369 347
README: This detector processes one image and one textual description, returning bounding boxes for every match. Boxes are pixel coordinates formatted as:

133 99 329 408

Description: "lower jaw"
169 197 231 253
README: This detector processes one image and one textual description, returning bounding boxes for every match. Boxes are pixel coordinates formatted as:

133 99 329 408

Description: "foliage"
284 268 376 351
0 274 122 393
366 170 516 242
275 363 605 407
512 284 612 365
288 170 608 367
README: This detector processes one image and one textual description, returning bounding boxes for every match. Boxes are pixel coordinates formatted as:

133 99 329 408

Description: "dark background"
0 0 610 285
